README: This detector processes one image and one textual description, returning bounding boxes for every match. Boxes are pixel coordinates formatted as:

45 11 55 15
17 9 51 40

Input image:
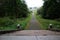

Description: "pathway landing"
1 30 60 36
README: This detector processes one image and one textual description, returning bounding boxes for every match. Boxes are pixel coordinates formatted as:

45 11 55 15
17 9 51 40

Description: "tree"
37 7 43 15
0 0 29 18
38 0 60 19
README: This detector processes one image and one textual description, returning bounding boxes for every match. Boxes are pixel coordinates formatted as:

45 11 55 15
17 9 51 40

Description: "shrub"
0 17 14 27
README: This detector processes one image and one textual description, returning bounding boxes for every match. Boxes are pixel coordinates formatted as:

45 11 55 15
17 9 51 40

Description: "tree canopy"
37 0 60 19
0 0 29 18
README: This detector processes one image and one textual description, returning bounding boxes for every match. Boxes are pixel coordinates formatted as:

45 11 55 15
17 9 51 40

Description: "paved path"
26 13 40 30
1 30 60 36
0 36 60 40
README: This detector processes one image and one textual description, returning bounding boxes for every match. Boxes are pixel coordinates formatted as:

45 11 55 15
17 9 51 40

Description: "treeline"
0 0 29 18
37 0 60 19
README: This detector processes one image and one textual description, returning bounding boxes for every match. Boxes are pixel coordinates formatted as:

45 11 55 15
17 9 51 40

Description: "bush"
0 17 14 27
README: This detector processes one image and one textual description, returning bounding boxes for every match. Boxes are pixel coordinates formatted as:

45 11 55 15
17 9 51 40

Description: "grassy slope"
18 14 31 30
36 15 60 30
0 14 31 30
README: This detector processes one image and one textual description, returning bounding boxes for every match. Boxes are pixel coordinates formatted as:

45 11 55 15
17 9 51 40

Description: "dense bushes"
0 17 14 27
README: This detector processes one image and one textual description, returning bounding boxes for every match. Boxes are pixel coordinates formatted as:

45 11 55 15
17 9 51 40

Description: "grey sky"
25 0 44 8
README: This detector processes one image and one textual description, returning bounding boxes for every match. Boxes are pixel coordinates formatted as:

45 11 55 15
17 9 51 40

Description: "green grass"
0 14 31 30
36 15 60 30
0 17 16 30
16 14 31 30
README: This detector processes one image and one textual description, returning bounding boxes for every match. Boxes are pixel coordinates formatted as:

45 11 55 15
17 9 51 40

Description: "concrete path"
0 36 60 40
1 30 60 36
26 13 40 30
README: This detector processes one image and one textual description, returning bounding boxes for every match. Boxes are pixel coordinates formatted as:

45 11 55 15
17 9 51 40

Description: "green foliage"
16 0 29 18
36 15 60 30
0 0 30 30
37 0 60 19
0 14 31 30
37 0 60 30
37 7 44 15
0 17 14 27
0 0 29 18
0 0 16 17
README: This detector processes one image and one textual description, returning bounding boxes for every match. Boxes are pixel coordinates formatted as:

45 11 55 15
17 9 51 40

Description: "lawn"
0 14 31 30
36 15 60 30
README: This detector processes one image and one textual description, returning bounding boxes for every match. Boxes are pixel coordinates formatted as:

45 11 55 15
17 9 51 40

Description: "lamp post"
17 24 21 30
48 24 53 30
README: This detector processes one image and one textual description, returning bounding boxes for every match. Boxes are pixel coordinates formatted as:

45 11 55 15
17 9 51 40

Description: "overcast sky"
25 0 44 8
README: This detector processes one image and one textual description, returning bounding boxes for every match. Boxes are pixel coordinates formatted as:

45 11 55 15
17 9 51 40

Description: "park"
0 0 60 40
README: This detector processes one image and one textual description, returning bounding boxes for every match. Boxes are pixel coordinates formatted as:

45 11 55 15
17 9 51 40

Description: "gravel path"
26 13 40 30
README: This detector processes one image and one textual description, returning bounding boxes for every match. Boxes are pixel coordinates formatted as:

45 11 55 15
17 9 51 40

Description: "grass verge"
0 14 31 30
36 15 60 30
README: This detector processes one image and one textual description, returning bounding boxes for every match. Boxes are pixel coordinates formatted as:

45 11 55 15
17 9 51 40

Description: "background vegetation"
0 0 30 30
37 0 60 30
37 0 60 19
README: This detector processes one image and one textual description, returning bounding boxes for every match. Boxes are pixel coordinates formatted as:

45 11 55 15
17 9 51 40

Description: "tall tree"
38 0 60 19
0 0 28 18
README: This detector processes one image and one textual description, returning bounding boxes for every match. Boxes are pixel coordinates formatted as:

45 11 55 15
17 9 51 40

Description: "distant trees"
0 0 29 18
37 7 43 15
0 0 16 17
37 0 60 19
16 0 29 18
